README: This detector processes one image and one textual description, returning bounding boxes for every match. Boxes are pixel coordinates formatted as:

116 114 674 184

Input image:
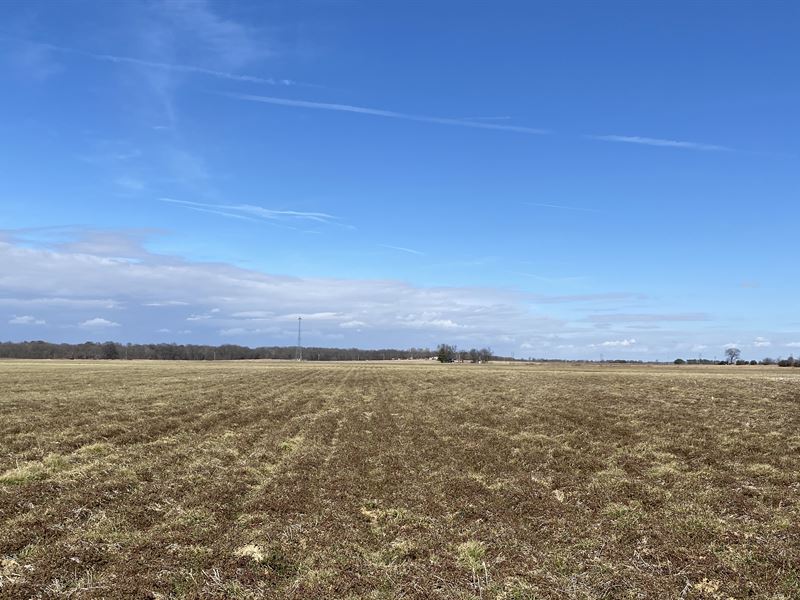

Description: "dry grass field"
0 360 798 599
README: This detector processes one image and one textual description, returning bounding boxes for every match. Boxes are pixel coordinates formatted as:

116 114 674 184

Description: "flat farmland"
0 361 798 599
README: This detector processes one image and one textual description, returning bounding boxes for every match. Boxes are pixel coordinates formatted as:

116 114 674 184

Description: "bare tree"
724 347 741 364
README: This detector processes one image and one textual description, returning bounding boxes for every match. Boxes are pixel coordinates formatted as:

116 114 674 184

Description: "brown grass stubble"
0 361 798 598
0 362 336 596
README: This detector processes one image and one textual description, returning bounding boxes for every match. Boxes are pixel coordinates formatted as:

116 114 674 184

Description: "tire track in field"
81 366 344 596
212 365 363 596
319 364 358 470
235 364 358 516
3 364 364 597
0 366 335 574
233 365 350 487
302 364 461 598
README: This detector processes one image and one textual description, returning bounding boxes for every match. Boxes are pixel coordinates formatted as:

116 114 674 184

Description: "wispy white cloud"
1 1 286 137
12 39 293 86
592 338 637 348
54 228 158 259
160 198 341 226
223 93 550 135
396 316 465 330
1 226 161 261
145 300 190 307
223 93 739 152
379 244 424 256
281 312 342 321
79 317 120 328
187 313 212 321
753 336 771 347
787 342 800 348
0 297 120 309
170 203 258 223
589 134 731 152
9 315 46 325
154 0 267 68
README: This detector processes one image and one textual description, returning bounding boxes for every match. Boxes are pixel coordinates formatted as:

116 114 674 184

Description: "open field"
0 361 798 599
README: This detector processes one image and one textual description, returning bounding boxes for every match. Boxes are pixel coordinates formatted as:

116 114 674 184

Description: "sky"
1 0 799 360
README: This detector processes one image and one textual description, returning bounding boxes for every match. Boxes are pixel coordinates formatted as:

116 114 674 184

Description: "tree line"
0 340 513 362
673 346 800 367
0 341 438 361
436 344 493 363
775 357 800 368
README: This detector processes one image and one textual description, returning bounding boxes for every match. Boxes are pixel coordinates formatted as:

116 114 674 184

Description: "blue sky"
1 0 798 359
